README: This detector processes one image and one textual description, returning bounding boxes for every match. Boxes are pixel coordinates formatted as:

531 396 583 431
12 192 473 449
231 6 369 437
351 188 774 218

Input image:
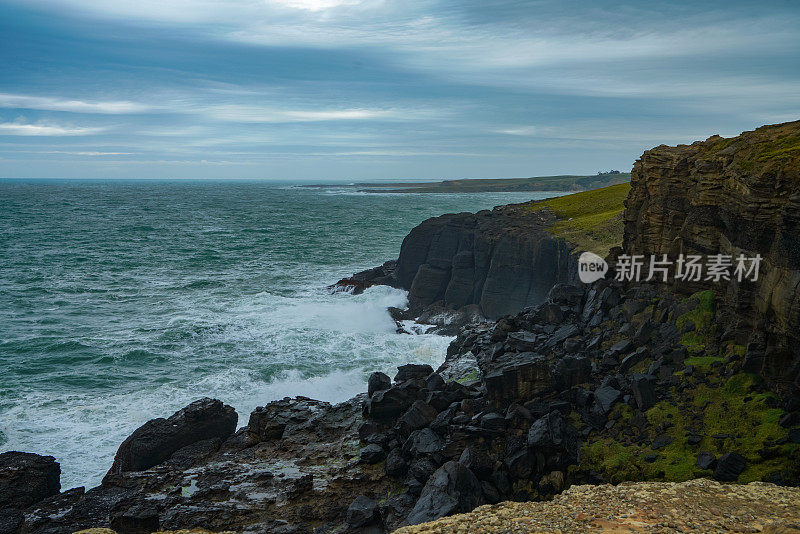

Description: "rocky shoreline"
3 121 800 534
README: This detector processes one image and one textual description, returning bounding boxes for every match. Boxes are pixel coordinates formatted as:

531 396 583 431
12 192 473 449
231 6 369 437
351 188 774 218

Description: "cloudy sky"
0 0 798 180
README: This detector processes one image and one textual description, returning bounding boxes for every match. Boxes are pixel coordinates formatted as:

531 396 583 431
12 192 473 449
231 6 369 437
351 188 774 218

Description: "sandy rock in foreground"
394 479 800 533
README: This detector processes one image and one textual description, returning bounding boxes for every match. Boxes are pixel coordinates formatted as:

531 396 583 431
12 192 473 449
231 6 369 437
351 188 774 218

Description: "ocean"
0 180 562 489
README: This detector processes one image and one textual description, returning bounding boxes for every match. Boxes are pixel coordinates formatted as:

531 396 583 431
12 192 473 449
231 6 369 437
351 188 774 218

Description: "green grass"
577 372 800 484
676 290 716 354
520 182 631 257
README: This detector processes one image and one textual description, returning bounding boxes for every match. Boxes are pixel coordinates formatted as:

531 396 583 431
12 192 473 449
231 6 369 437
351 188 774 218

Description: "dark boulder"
619 347 650 373
630 375 658 410
105 398 237 479
399 401 438 431
360 444 387 464
109 500 160 534
483 352 553 406
346 495 379 528
368 372 392 397
365 387 413 421
406 429 444 455
713 452 747 482
405 461 483 525
696 451 717 470
458 447 494 479
385 448 408 477
592 386 621 415
527 411 579 461
0 509 23 534
395 364 435 383
553 356 591 388
0 451 61 509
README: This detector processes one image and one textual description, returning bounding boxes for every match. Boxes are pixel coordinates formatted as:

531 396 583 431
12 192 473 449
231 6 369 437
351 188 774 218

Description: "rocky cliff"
623 120 800 385
394 207 575 319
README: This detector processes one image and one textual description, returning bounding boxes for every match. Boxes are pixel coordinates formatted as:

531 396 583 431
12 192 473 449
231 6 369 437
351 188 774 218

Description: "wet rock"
608 339 633 356
480 412 507 433
385 448 408 477
399 401 438 431
458 447 494 479
713 452 747 482
346 495 379 528
619 347 650 373
109 501 159 534
407 428 445 455
592 386 621 415
360 444 386 464
425 373 446 391
368 372 392 397
409 458 439 483
405 461 483 525
0 451 61 509
0 509 23 534
105 398 237 479
527 411 578 461
366 387 413 421
483 352 553 405
395 364 435 383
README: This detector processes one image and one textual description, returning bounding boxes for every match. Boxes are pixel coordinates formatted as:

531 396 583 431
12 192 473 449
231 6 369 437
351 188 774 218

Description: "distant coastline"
303 172 630 193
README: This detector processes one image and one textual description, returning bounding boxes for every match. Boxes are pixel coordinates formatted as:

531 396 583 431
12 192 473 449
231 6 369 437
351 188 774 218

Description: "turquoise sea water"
0 180 562 488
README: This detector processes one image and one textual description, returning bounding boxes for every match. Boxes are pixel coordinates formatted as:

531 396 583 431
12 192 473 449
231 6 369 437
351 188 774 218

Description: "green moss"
454 369 480 384
520 182 630 257
754 132 800 161
676 290 716 354
684 356 724 369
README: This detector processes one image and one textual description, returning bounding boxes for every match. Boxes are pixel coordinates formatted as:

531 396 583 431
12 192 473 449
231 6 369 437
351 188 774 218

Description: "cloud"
38 150 134 155
0 122 107 136
203 105 425 123
0 93 150 114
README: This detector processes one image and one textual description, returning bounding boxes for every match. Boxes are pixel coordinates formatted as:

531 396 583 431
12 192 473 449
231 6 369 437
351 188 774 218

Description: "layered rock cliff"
623 120 800 385
394 207 576 319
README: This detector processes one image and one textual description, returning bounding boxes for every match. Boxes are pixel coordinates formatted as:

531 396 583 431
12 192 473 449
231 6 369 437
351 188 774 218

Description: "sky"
0 0 798 180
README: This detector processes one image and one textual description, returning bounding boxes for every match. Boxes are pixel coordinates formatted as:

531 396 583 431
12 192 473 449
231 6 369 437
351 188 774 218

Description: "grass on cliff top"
521 182 631 257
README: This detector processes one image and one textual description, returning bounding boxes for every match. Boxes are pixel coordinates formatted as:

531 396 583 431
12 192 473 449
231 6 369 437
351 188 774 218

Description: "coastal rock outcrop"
104 398 237 480
623 120 800 384
349 207 577 320
0 451 61 509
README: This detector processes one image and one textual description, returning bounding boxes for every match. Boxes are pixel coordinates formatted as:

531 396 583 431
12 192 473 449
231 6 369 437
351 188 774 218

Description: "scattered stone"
0 451 61 509
713 452 747 482
360 444 387 464
368 372 392 397
346 495 379 527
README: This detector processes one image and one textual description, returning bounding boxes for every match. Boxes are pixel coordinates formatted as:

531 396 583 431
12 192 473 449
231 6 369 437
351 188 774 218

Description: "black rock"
106 398 237 479
366 387 413 421
407 428 444 455
651 435 673 450
644 454 657 463
458 447 494 479
409 458 439 483
696 451 716 470
630 375 657 411
0 451 61 509
554 356 591 388
405 461 483 525
713 452 747 482
368 372 392 397
109 501 160 534
395 364 435 383
346 495 379 528
360 444 387 464
593 386 622 415
480 412 507 433
504 449 533 479
385 448 408 477
527 410 578 461
399 401 438 431
425 373 446 391
788 428 800 444
608 339 633 356
619 347 650 374
0 509 23 534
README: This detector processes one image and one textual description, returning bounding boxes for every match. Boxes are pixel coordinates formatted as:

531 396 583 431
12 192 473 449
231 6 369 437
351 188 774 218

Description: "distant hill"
343 173 630 193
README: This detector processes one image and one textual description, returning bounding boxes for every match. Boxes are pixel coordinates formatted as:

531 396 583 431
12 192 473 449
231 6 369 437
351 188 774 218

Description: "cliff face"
623 121 800 383
394 207 576 319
